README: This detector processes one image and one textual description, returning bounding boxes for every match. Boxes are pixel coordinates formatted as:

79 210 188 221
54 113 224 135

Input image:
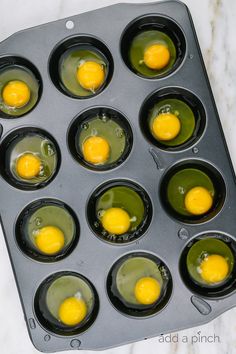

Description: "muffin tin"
0 0 236 352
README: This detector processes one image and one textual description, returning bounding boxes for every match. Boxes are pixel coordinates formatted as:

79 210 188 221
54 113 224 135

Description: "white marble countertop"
0 0 236 353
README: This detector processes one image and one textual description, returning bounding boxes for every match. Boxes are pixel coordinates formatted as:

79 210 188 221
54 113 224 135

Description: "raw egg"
199 254 229 284
101 207 131 235
184 186 213 215
35 226 65 255
144 44 170 70
82 136 110 165
59 295 87 326
134 277 161 305
2 80 31 108
0 66 40 117
94 184 147 243
7 132 58 187
107 254 172 316
21 203 77 261
152 112 181 141
36 274 97 334
60 48 108 97
77 61 105 91
167 167 215 217
186 237 234 287
16 153 41 179
129 30 176 78
76 110 131 169
148 98 196 147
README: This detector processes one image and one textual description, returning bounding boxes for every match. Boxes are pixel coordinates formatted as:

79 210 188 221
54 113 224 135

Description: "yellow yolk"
101 207 130 235
185 186 213 215
82 136 110 165
16 153 41 179
59 297 87 326
144 44 170 70
2 80 30 108
152 113 181 141
134 277 161 305
35 226 65 255
199 254 229 284
76 61 105 91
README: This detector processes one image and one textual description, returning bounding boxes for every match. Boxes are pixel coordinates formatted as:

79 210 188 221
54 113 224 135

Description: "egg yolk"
76 61 105 91
35 226 65 255
82 136 110 165
101 207 130 235
2 80 31 108
185 186 213 215
16 153 41 179
152 113 181 141
144 44 170 70
199 254 229 284
59 297 87 326
134 277 161 305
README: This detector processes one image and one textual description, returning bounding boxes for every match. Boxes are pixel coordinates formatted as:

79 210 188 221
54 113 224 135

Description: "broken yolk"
76 61 105 91
200 254 229 284
144 44 170 70
58 297 87 326
35 226 65 255
101 207 130 235
16 153 41 179
152 113 181 141
2 80 30 108
134 277 161 305
82 136 110 165
185 186 213 215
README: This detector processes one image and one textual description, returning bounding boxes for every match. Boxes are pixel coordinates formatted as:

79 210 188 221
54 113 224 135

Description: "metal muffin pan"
0 0 236 352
